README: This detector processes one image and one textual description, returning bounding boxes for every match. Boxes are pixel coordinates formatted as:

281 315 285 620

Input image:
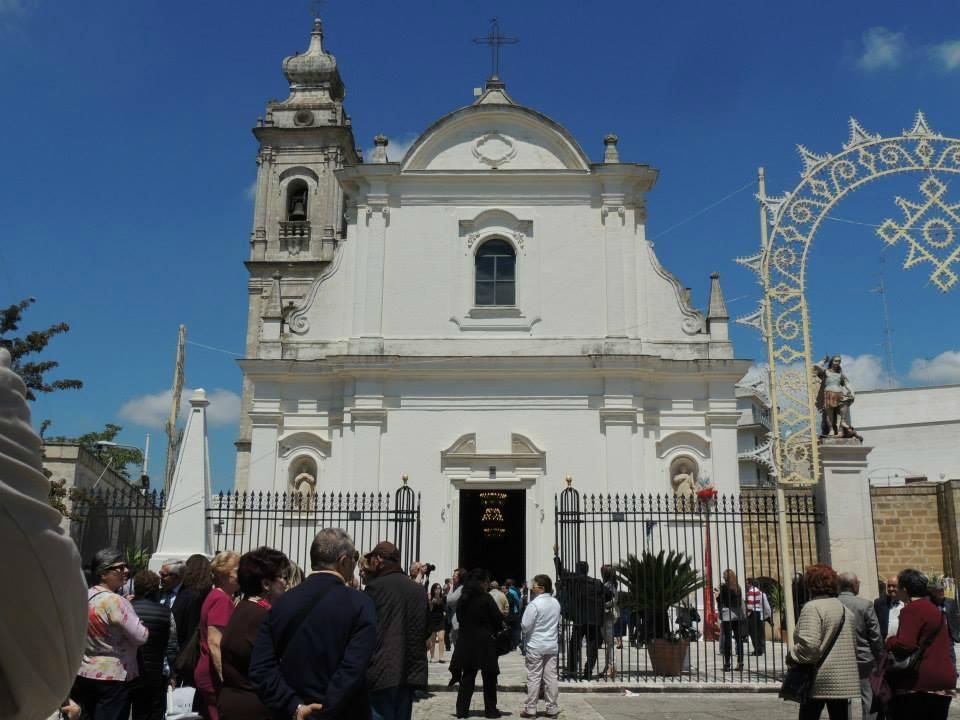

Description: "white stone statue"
671 462 697 497
294 471 316 494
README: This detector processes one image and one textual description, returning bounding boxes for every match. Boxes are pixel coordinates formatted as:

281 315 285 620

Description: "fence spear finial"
401 474 409 485
565 474 573 486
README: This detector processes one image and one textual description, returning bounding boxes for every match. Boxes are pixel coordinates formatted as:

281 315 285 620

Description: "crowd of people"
64 533 564 720
64 539 960 720
781 564 959 720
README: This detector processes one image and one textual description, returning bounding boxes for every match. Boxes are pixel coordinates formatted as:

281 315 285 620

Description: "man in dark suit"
929 579 960 673
874 575 903 638
250 528 377 720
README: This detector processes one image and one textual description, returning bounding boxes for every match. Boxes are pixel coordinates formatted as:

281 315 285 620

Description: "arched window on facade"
475 238 516 306
286 179 309 221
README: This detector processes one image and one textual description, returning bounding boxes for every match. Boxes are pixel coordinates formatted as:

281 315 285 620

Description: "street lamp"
94 435 150 490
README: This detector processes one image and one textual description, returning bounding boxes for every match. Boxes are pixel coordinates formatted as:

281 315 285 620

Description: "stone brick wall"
741 488 819 586
870 481 960 584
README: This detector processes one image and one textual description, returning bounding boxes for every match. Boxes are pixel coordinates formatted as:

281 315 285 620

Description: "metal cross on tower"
472 18 519 78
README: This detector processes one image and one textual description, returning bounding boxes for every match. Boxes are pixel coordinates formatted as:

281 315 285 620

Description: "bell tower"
235 17 360 491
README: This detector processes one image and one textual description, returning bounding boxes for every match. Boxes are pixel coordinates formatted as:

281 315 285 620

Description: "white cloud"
840 353 897 391
908 350 960 384
119 387 241 429
857 27 905 71
245 180 257 201
931 40 960 71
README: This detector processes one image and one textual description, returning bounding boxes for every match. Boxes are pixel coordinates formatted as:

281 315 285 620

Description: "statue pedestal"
815 439 878 597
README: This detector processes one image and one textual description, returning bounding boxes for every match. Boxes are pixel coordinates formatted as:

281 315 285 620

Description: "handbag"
886 617 943 673
172 627 200 682
779 606 846 704
494 621 512 656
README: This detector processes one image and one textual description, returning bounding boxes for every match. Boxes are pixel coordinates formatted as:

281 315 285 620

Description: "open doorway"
459 488 526 584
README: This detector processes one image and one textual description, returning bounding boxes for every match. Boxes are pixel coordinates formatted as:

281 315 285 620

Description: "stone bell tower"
234 17 360 491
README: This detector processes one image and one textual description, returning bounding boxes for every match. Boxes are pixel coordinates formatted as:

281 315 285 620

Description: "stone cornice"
238 355 752 382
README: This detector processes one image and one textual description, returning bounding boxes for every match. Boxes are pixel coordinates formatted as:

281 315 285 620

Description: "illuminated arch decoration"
737 113 960 485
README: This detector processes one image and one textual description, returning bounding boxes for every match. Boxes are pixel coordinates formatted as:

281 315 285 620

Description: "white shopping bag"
166 686 202 720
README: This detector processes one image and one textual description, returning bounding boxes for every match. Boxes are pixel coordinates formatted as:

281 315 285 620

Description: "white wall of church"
243 372 742 579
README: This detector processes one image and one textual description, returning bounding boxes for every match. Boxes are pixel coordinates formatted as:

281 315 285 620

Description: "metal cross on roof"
472 18 519 79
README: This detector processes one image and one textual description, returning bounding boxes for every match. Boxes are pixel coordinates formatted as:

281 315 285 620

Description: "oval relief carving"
473 132 517 169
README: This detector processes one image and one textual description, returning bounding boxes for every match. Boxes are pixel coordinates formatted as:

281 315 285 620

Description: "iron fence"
554 488 820 683
207 483 421 576
68 488 165 567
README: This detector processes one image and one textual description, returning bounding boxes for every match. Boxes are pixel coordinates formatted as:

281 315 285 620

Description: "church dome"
281 18 344 101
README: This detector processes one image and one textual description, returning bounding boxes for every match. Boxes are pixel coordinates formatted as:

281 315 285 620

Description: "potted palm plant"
616 550 705 676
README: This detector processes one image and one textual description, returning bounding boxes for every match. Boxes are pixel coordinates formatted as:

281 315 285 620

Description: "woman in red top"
885 568 954 720
195 551 240 720
218 547 291 720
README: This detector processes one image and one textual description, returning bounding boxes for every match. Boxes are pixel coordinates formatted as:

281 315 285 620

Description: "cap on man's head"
365 541 400 561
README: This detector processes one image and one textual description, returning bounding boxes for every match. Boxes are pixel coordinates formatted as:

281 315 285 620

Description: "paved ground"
412 691 960 719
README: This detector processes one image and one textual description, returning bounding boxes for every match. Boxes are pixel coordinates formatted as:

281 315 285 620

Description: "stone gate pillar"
815 440 878 598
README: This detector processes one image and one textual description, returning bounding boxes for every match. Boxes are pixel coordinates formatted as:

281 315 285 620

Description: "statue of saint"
813 354 862 440
671 462 697 497
293 472 316 494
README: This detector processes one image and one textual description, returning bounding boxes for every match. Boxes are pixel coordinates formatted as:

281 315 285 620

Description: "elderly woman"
885 569 954 720
72 548 149 720
218 547 291 720
788 564 859 720
195 551 240 720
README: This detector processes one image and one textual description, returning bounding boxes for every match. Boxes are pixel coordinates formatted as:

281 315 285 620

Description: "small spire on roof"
708 272 729 319
604 134 620 163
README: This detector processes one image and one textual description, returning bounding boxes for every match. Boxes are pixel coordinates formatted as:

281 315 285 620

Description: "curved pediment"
402 104 591 172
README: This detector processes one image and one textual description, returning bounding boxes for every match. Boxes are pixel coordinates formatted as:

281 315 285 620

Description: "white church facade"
233 19 750 581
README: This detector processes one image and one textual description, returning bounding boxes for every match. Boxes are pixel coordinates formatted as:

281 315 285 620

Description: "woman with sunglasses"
72 548 149 720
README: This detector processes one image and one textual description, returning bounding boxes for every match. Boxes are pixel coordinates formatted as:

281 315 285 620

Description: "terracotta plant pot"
647 638 690 676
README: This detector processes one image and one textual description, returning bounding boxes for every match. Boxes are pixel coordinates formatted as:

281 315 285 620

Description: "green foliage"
616 550 704 641
767 581 784 612
616 550 705 613
0 297 82 401
125 547 151 574
48 423 143 481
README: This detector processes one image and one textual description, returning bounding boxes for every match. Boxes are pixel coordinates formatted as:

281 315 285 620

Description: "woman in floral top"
72 548 149 720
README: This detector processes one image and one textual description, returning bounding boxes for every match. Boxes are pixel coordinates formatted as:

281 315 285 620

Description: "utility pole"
871 255 896 388
163 325 186 497
758 166 797 650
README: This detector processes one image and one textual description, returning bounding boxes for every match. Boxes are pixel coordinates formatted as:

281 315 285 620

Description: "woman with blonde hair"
194 551 239 720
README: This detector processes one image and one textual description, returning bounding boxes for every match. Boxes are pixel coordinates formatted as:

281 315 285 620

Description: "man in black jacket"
874 575 903 638
363 541 430 720
250 528 377 720
554 554 607 680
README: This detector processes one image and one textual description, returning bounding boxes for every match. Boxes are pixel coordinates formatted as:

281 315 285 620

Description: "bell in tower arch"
289 193 307 221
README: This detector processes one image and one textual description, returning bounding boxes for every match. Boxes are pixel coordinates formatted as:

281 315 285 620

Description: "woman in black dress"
218 547 291 720
428 583 447 663
451 569 503 719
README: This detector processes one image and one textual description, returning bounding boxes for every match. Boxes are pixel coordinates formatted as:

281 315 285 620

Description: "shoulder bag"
779 606 846 704
886 615 943 674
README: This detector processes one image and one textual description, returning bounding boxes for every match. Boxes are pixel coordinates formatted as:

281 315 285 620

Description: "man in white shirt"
520 574 561 719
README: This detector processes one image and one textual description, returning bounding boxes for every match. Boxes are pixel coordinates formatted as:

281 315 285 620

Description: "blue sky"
3 1 958 491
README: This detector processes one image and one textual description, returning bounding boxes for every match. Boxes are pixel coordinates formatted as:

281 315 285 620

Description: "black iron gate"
554 486 820 683
208 481 421 575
